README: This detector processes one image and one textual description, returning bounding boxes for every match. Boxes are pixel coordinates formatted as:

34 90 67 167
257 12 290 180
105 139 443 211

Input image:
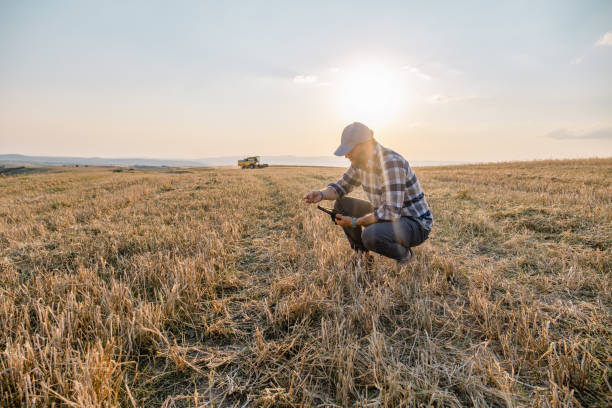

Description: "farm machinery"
238 156 268 169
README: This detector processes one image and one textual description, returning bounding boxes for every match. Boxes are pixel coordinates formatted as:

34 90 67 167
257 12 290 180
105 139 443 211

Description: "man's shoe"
396 248 414 265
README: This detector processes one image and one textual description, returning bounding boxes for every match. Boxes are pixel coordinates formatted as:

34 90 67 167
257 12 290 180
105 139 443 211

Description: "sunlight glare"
335 62 404 126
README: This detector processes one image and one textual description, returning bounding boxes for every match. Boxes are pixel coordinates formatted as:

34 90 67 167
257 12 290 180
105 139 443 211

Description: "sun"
334 61 404 126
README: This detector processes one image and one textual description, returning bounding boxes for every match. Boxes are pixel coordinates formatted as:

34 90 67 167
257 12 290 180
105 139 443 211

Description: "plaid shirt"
328 143 433 229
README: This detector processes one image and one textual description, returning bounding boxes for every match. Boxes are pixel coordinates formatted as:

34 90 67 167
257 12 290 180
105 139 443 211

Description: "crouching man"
303 122 433 265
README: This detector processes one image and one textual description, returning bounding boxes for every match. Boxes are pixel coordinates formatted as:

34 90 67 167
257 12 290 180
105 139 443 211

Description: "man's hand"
303 190 323 204
334 214 353 228
303 187 339 204
334 213 378 228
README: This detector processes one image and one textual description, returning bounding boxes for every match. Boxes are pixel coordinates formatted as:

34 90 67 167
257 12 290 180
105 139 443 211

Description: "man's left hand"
334 215 354 228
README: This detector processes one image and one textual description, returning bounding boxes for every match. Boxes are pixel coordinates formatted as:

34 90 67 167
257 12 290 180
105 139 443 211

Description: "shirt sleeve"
374 158 406 221
328 165 361 197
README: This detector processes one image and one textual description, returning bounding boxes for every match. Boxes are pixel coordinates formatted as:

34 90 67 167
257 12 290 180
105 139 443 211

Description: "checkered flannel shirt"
328 143 433 230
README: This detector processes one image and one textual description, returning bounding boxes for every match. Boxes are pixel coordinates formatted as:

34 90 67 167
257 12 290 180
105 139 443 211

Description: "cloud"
570 57 583 64
427 93 480 104
401 65 432 81
428 94 450 104
547 127 612 140
293 74 318 84
569 31 611 64
595 32 612 46
329 67 340 73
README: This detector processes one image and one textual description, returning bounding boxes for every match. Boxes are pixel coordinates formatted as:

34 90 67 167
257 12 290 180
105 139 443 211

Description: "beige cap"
334 122 373 156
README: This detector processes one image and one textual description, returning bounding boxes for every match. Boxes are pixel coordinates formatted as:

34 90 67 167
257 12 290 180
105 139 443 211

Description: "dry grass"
1 159 610 407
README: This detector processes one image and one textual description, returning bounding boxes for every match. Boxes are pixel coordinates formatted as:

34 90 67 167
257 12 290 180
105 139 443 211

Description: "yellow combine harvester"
237 156 269 169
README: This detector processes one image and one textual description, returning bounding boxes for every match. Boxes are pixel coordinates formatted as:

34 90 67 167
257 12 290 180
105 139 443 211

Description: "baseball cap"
334 122 374 156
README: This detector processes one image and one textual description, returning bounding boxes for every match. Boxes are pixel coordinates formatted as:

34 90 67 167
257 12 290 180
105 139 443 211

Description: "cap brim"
334 144 352 156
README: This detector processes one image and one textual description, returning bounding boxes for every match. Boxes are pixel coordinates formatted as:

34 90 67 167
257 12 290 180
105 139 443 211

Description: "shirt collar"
364 143 383 173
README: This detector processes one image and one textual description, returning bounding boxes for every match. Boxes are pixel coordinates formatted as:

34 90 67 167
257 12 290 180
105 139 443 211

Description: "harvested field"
0 158 610 407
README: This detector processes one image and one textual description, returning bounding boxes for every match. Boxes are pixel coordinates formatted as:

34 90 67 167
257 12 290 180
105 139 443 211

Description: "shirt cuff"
327 182 346 197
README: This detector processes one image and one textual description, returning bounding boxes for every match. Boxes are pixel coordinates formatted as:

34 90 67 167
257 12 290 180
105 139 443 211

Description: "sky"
1 0 611 162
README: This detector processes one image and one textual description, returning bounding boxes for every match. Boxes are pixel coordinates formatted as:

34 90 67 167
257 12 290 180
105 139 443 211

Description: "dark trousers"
333 196 429 261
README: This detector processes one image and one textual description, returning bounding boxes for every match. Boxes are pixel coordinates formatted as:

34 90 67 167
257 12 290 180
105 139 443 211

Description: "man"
303 122 432 265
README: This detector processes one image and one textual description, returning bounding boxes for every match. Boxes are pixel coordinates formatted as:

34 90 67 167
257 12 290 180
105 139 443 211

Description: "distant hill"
0 154 204 167
0 154 470 168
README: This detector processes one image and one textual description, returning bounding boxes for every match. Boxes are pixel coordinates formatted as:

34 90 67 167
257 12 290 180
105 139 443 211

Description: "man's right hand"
303 190 323 204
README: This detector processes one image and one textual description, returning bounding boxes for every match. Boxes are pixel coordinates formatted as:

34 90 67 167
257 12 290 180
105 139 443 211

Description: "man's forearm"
320 186 339 200
357 213 378 227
